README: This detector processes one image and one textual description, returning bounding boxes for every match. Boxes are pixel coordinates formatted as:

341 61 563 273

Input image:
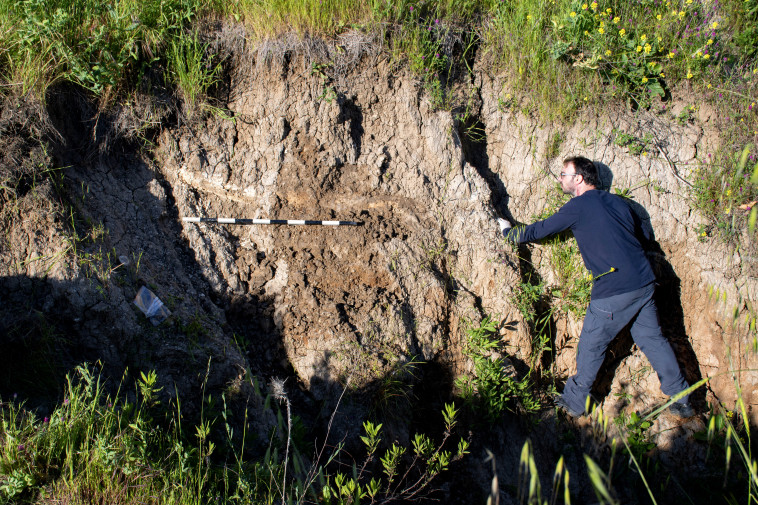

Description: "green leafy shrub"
456 317 540 421
320 405 469 504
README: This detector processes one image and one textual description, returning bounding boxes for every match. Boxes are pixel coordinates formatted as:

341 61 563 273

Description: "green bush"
456 317 541 421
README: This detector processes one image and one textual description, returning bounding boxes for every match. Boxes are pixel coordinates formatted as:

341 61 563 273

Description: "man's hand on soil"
497 218 512 234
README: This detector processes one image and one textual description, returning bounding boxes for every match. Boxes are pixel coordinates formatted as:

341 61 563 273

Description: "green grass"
235 0 372 36
0 0 207 97
0 364 473 504
483 0 598 120
168 30 220 118
4 363 756 503
0 365 242 504
692 144 758 240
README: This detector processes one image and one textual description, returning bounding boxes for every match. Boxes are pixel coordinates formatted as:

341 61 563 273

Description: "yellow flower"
678 10 686 18
660 72 665 77
642 77 649 83
570 11 576 17
582 3 588 9
605 49 612 56
696 50 703 57
707 83 712 88
591 1 598 10
707 39 713 45
703 54 710 59
636 45 643 52
712 21 718 29
584 30 589 35
527 14 532 20
657 14 662 20
613 16 620 23
687 71 693 78
668 51 676 58
658 36 662 42
606 8 612 13
641 34 647 41
687 0 693 4
725 207 732 215
619 28 626 36
641 151 648 156
644 43 652 53
598 27 605 34
726 189 732 196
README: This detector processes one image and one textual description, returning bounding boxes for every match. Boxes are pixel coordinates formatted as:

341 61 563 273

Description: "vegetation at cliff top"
0 0 755 119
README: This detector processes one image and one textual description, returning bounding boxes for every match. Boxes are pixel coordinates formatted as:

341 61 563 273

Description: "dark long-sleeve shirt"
505 189 655 300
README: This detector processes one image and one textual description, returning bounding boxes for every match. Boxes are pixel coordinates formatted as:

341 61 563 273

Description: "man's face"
558 162 580 196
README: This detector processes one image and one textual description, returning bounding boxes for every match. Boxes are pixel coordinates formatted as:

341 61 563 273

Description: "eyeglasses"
559 172 578 178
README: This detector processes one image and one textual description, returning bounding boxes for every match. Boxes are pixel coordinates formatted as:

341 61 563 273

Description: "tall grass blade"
584 455 618 505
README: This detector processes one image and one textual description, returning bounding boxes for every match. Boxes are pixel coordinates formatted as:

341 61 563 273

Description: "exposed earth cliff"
1 29 756 502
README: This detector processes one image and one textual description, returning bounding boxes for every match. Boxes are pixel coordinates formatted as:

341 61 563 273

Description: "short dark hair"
563 156 599 187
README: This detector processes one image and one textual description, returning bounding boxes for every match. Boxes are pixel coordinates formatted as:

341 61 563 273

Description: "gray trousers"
561 282 690 414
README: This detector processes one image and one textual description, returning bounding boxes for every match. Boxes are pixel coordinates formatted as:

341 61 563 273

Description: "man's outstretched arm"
499 206 578 244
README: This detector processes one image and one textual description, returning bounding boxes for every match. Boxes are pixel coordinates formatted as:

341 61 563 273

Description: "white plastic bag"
133 286 171 326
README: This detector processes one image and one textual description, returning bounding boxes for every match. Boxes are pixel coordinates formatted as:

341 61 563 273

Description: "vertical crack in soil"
336 95 363 161
455 89 510 219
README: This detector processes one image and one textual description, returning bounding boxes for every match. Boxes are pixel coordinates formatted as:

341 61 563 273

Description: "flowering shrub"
550 0 724 104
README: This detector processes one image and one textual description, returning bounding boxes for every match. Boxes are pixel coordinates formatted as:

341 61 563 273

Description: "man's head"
559 156 599 196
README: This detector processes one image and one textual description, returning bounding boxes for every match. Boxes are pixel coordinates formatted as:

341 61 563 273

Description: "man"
498 156 693 418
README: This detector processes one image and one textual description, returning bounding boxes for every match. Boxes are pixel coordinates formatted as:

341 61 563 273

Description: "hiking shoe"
668 401 695 418
555 396 584 418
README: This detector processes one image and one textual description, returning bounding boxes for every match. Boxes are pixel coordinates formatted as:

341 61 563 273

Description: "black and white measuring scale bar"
183 217 363 226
